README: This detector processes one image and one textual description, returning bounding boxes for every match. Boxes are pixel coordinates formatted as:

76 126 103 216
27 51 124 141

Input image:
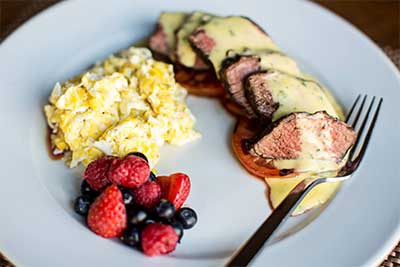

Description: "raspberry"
87 184 127 238
141 223 178 256
83 156 116 191
108 155 150 188
157 173 190 209
132 181 161 209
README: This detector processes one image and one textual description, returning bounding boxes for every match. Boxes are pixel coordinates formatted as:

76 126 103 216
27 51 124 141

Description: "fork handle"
226 178 324 267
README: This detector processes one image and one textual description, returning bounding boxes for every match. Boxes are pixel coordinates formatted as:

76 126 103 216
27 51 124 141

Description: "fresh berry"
128 209 148 225
74 196 91 216
120 187 134 205
155 199 176 220
80 180 99 200
141 223 178 256
157 173 190 209
108 155 150 188
132 181 161 209
170 220 184 242
148 171 157 182
83 156 116 191
120 226 141 247
87 184 127 238
127 152 148 162
175 207 197 229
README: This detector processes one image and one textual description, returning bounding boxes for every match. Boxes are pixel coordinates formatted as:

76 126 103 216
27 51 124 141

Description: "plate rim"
0 0 399 266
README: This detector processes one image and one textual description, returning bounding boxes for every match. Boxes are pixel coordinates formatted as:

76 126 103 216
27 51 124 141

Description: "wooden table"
0 1 399 266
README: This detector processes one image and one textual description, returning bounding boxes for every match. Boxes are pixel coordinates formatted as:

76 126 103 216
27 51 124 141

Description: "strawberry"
108 155 150 188
132 181 162 209
141 223 178 256
87 184 127 238
83 156 116 191
157 173 190 209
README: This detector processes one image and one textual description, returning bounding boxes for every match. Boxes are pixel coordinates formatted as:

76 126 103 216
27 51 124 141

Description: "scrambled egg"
44 47 200 168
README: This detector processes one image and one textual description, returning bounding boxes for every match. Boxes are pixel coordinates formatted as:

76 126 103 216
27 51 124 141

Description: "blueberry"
128 209 148 225
74 196 91 216
175 207 197 229
120 226 141 247
170 220 184 242
120 188 134 205
155 199 176 220
148 171 157 182
127 152 148 162
80 180 98 200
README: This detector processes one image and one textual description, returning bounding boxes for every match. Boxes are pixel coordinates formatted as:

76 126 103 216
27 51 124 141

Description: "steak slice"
249 111 357 162
219 53 302 119
149 23 169 57
245 70 343 122
189 16 280 77
149 12 187 61
245 71 279 121
175 12 213 70
219 55 261 117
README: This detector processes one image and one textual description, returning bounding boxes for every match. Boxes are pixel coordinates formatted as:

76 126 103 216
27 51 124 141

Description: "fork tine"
345 94 361 123
349 94 367 128
349 96 375 159
350 96 382 161
352 98 383 168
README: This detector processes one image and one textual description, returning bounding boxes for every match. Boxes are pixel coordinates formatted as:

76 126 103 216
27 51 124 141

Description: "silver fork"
226 95 383 267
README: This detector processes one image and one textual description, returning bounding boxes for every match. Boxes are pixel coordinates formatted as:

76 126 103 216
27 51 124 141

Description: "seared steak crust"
245 71 279 121
219 55 261 117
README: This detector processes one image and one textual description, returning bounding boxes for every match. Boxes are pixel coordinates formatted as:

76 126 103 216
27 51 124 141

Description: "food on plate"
87 184 127 238
44 46 200 168
132 180 162 209
173 65 225 97
265 173 341 216
248 112 357 172
108 154 151 188
220 96 248 117
157 173 191 209
189 16 280 76
74 153 198 256
46 11 357 255
175 207 198 229
220 54 302 118
245 71 343 121
231 118 285 178
149 12 187 60
83 156 115 191
219 55 261 117
147 11 356 215
141 223 179 256
175 11 213 69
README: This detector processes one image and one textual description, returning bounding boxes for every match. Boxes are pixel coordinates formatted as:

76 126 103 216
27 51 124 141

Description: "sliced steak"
149 12 187 61
189 29 216 56
220 52 304 119
249 111 357 162
189 16 280 77
245 70 343 122
245 71 279 121
175 12 213 70
219 55 261 117
149 23 169 57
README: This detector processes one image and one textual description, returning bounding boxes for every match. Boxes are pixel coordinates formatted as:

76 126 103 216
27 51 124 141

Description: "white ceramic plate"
1 0 399 266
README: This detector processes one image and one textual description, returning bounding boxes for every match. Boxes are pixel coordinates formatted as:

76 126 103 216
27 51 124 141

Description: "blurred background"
1 0 399 49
